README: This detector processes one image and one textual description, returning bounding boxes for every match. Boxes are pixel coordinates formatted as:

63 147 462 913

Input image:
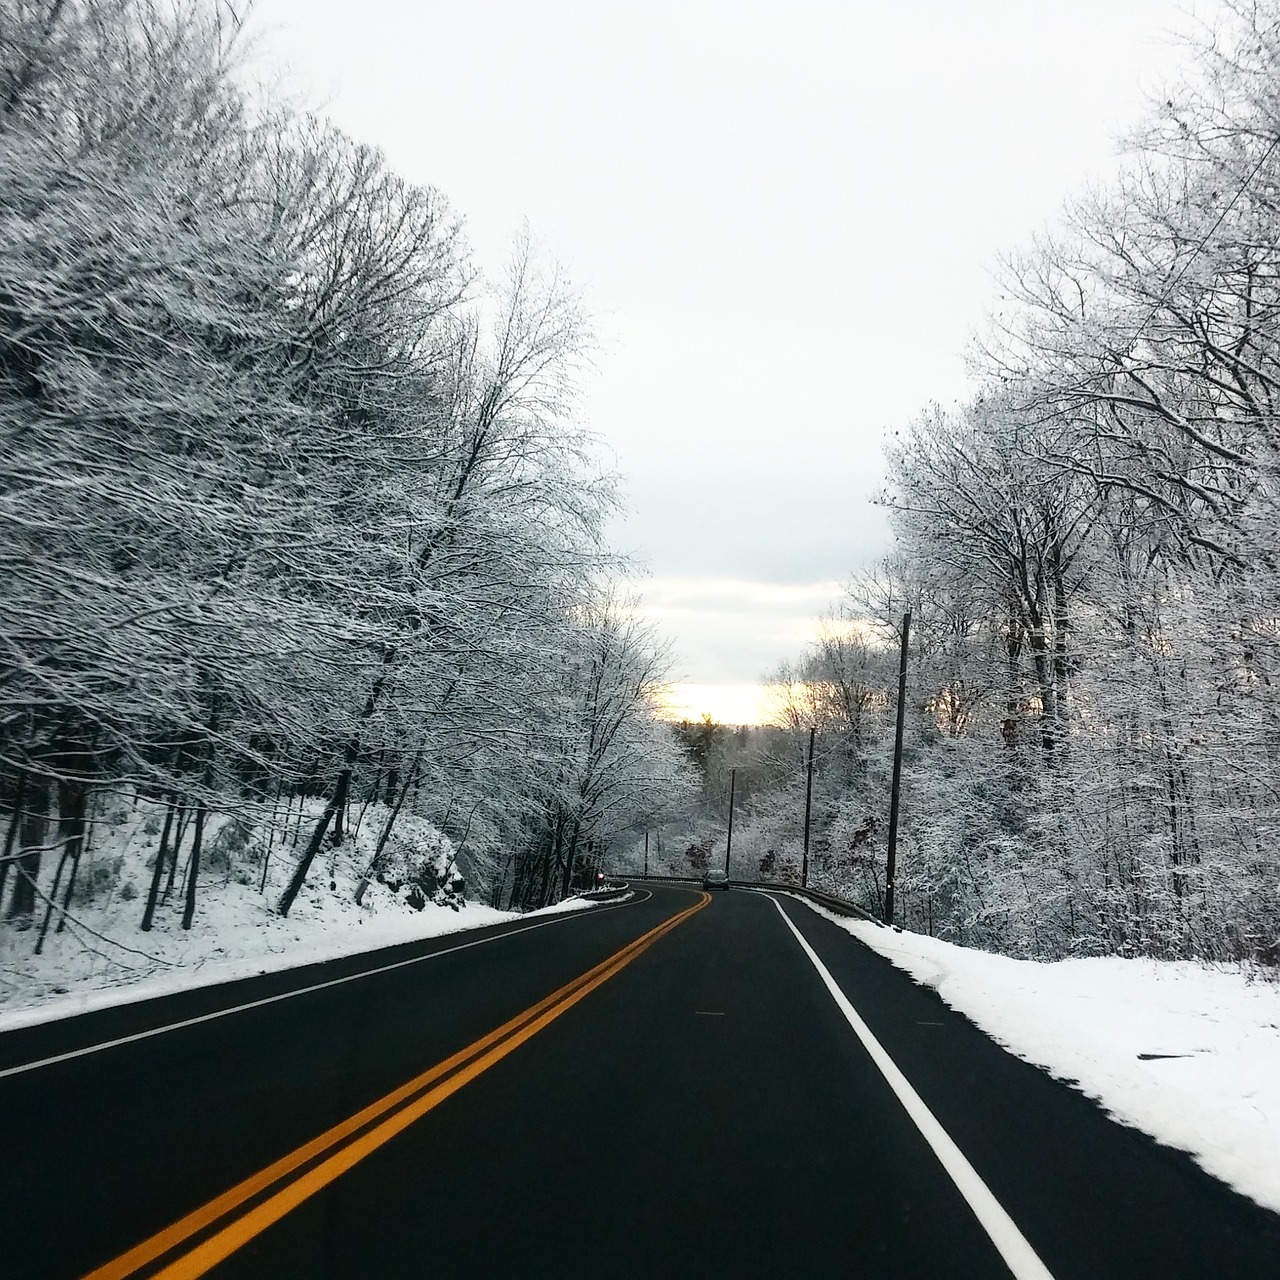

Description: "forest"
0 0 694 955
697 0 1280 966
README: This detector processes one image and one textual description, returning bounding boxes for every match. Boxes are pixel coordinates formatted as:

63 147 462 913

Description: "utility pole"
884 610 911 926
724 767 736 876
644 829 649 877
801 726 816 887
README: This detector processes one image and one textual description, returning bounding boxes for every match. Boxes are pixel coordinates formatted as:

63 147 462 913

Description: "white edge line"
0 889 655 1081
749 889 1057 1280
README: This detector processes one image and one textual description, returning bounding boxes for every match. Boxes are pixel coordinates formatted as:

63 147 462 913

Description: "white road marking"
752 890 1057 1280
0 890 656 1080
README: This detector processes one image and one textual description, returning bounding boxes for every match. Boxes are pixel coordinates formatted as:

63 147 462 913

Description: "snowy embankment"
0 793 596 1034
811 904 1280 1214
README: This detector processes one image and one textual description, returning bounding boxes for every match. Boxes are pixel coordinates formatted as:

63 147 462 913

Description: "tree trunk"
1001 604 1024 749
536 819 563 909
1026 624 1058 755
558 814 583 902
6 774 48 924
510 841 533 912
326 672 391 851
366 748 384 802
0 769 27 912
55 783 92 934
277 792 341 917
355 750 421 906
141 797 177 931
331 761 352 846
491 855 513 909
34 774 88 954
162 801 188 901
534 849 551 910
1051 543 1072 746
182 804 207 929
259 781 285 895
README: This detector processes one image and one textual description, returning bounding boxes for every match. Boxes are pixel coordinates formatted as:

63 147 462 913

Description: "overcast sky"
255 0 1199 721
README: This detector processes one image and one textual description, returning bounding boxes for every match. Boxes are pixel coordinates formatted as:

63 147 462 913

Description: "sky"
253 0 1201 722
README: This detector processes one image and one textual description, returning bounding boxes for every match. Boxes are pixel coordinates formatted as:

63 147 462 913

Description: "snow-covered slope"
0 794 594 1033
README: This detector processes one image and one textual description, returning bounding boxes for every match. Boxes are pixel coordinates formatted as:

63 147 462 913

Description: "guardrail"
755 882 884 926
574 883 633 903
610 873 702 884
617 874 884 925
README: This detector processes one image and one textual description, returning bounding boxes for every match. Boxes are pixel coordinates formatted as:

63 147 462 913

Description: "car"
702 869 730 891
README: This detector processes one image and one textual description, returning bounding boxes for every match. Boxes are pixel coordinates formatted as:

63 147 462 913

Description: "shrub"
375 829 463 910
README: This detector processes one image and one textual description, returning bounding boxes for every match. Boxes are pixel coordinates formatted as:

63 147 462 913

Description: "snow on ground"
799 899 1280 1214
0 792 600 1035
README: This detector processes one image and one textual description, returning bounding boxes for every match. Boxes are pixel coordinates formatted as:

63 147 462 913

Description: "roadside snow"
0 890 597 1035
0 792 601 1034
802 901 1280 1215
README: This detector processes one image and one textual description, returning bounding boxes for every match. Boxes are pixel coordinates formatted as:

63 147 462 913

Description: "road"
2 883 1278 1279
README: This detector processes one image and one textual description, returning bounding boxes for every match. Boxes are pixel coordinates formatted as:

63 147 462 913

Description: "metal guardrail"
617 874 883 925
757 883 884 927
574 883 633 902
611 873 701 884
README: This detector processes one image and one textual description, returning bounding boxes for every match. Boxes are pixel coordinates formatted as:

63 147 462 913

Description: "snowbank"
0 793 597 1034
810 905 1280 1214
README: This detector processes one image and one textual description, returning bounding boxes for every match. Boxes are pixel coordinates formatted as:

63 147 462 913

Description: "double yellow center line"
85 892 709 1280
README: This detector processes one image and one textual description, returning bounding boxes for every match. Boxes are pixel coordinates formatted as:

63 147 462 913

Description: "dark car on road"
702 869 730 891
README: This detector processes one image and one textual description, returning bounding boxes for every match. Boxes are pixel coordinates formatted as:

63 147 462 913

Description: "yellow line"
84 892 708 1280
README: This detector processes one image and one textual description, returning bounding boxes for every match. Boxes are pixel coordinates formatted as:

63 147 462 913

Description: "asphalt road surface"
2 883 1279 1279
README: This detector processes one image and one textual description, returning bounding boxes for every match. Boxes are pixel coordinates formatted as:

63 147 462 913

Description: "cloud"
641 576 843 611
632 576 843 683
257 0 1197 683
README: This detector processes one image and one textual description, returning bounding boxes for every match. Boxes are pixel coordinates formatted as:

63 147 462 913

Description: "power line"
1128 134 1280 349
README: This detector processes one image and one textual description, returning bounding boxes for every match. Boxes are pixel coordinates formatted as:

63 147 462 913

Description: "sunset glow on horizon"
657 682 782 727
